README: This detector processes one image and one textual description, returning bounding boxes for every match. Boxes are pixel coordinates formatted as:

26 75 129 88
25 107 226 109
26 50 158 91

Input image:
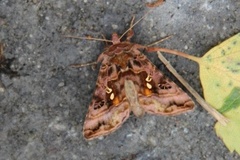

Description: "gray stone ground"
0 0 239 159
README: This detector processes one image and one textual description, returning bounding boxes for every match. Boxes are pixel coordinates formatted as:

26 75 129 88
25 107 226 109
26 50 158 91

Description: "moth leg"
69 61 98 68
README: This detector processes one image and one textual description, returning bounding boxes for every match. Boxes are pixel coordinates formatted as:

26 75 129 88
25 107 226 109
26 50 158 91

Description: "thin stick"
157 51 228 126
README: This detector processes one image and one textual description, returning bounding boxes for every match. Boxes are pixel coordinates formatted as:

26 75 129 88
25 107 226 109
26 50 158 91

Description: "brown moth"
81 18 195 140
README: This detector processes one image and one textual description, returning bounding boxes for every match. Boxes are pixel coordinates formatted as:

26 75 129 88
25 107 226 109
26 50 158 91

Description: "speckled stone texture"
0 0 239 159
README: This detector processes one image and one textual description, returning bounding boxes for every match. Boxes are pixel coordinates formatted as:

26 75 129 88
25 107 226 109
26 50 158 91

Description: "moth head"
112 33 121 44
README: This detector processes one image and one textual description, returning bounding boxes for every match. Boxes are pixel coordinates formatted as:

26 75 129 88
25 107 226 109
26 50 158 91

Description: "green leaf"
198 33 240 154
198 33 240 110
218 87 240 113
215 108 240 153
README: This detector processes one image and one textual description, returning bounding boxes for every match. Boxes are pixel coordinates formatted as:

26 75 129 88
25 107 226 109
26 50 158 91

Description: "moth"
76 17 195 140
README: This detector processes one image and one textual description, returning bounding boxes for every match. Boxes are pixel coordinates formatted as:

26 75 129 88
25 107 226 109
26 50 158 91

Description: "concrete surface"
0 0 239 159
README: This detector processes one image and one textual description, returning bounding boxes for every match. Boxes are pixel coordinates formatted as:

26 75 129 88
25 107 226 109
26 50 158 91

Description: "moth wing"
83 76 130 140
139 73 195 115
128 51 194 115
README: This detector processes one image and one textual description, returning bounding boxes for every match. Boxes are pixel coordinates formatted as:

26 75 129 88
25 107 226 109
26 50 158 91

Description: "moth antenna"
147 35 172 47
119 0 166 41
130 16 135 27
64 35 112 43
118 10 153 41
